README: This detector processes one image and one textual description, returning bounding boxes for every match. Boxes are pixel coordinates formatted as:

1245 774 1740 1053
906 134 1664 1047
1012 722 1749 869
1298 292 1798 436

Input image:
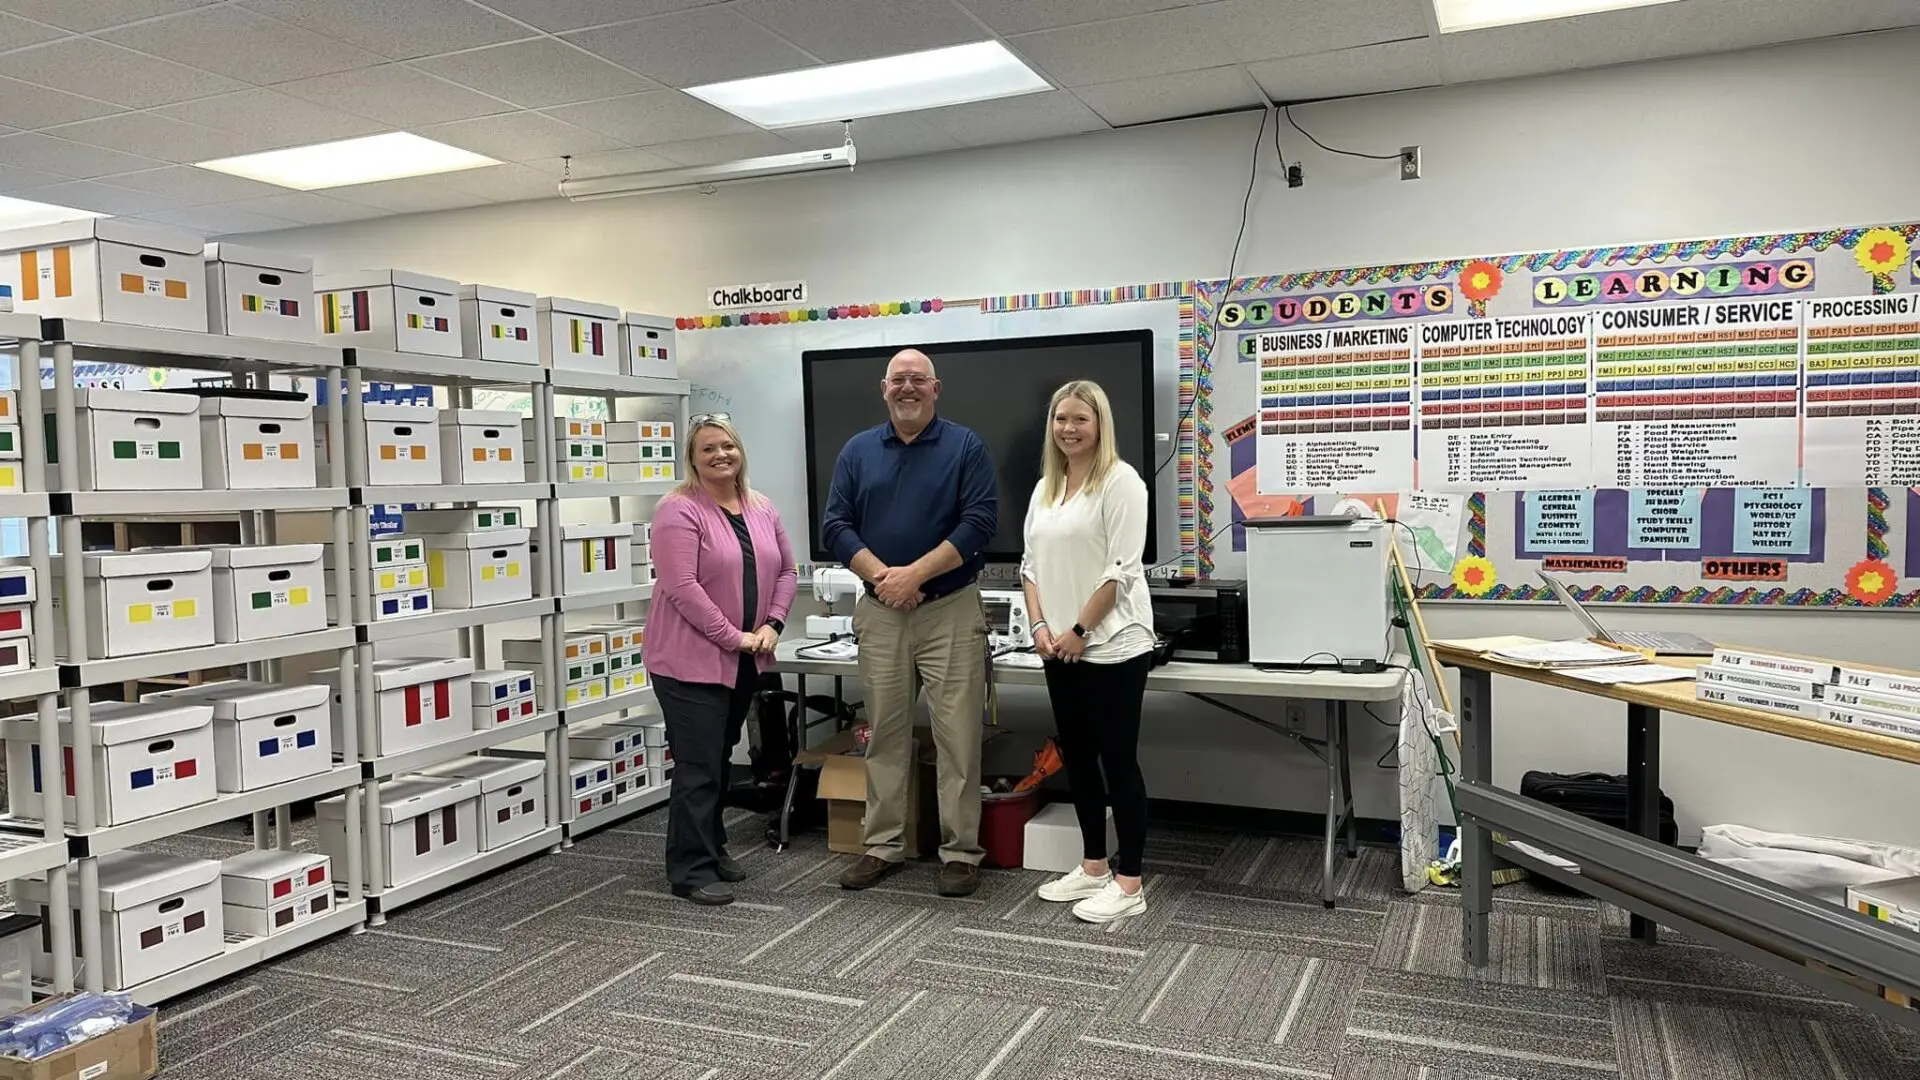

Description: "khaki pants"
853 584 987 865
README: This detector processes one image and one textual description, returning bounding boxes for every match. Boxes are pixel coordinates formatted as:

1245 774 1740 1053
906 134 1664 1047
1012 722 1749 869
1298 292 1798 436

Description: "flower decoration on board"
1452 555 1497 597
1854 228 1910 277
1846 558 1898 605
677 299 944 329
1460 260 1504 302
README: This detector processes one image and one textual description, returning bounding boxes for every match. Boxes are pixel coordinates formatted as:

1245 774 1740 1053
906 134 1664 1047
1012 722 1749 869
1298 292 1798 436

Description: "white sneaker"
1037 866 1111 903
1072 880 1147 924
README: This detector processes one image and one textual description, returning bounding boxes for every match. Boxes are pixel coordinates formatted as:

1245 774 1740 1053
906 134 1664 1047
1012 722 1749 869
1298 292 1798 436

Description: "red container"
979 786 1040 869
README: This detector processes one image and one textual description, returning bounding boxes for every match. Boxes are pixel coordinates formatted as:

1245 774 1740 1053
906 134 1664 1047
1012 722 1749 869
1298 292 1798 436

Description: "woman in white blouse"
1019 379 1155 924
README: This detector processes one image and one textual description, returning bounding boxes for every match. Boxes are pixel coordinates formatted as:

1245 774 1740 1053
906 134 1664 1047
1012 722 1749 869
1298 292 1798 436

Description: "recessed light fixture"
196 132 498 191
685 40 1049 129
1433 0 1681 33
0 195 103 230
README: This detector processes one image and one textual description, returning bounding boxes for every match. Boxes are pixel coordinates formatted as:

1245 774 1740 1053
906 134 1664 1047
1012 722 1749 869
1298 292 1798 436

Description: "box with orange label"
608 420 676 443
0 218 207 331
204 242 315 344
196 392 315 490
439 408 521 485
54 550 214 659
315 269 462 356
318 403 439 486
209 544 327 643
426 527 531 609
49 389 204 491
537 296 620 374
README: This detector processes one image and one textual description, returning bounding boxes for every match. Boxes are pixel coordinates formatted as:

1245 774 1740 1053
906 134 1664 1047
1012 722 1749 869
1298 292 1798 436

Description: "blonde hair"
673 414 759 505
1039 380 1120 505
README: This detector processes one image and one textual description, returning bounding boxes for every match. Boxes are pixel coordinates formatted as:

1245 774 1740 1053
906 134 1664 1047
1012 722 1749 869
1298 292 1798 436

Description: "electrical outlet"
1399 145 1422 181
1282 700 1308 730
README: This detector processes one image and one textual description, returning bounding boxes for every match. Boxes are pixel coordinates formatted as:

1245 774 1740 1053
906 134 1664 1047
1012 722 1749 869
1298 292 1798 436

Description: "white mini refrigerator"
1244 517 1392 667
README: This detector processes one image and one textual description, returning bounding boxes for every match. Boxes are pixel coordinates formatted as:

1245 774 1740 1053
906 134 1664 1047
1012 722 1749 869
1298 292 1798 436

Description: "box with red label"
318 775 479 888
204 242 315 344
439 408 521 485
0 218 207 331
19 852 223 990
50 389 204 492
4 700 216 826
568 779 617 823
473 693 537 729
196 392 316 490
458 284 538 365
219 849 329 910
421 756 546 850
224 885 332 939
315 269 462 357
313 656 474 758
537 296 619 374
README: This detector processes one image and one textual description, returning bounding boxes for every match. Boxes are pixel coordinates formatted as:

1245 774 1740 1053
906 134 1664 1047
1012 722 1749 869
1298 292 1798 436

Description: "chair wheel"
765 828 788 851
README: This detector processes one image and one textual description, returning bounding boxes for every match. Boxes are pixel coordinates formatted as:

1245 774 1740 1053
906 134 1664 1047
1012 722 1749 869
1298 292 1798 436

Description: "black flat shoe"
672 883 734 906
716 854 747 883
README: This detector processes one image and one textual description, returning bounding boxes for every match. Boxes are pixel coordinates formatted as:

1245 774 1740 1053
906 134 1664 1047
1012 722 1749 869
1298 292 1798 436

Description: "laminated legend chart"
1593 299 1802 488
1256 324 1415 492
1803 293 1920 487
1416 314 1592 491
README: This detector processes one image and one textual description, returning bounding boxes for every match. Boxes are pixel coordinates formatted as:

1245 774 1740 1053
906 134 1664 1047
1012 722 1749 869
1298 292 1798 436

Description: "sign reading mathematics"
709 280 808 310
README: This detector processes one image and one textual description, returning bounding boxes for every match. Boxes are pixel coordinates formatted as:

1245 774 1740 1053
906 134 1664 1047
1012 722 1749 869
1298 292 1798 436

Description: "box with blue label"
209 544 327 643
50 389 204 492
472 669 535 704
55 550 215 659
202 683 331 792
4 700 217 825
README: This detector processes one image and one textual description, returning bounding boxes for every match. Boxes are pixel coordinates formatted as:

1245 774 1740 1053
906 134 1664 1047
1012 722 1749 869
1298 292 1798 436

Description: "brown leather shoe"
839 855 900 890
938 861 980 897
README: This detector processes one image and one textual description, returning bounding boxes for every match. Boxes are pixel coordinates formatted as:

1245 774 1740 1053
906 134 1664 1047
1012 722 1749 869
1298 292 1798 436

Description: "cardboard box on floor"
0 1000 157 1080
805 729 937 858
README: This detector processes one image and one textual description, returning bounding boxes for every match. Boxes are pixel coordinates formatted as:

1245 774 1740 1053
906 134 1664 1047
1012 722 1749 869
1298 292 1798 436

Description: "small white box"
426 527 531 609
319 775 480 889
0 422 18 493
563 679 608 708
367 588 433 621
472 669 536 705
440 408 522 485
0 219 206 331
319 402 439 486
1022 801 1117 873
568 779 617 822
366 560 430 596
224 886 333 938
635 563 656 586
371 536 427 569
421 756 545 850
204 243 315 343
609 420 676 443
555 437 606 464
586 624 642 654
197 393 316 490
0 603 30 644
314 656 475 758
459 284 538 365
5 700 216 826
0 422 20 459
534 417 606 441
0 391 18 425
196 682 332 792
19 853 223 990
52 389 204 491
505 632 605 666
562 522 633 594
568 724 637 765
220 849 330 908
558 460 609 484
618 312 677 378
635 719 666 748
646 763 669 787
209 543 327 643
474 693 537 729
609 670 643 696
316 269 463 356
608 441 677 465
537 296 619 373
56 549 215 659
569 758 613 794
408 506 524 534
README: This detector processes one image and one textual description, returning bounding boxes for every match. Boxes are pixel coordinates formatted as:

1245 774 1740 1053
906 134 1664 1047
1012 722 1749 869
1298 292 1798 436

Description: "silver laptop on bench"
1536 570 1716 656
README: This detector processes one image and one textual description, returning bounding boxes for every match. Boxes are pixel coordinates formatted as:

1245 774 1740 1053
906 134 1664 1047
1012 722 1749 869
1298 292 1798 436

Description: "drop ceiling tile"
0 0 216 33
731 0 985 63
544 91 755 145
544 147 678 178
781 114 960 161
1071 65 1263 126
145 203 303 236
101 165 292 205
324 176 494 213
421 111 627 161
0 76 122 129
45 113 261 164
475 0 721 33
1007 7 1222 86
0 10 65 50
152 89 389 150
435 162 561 202
1248 38 1440 103
275 64 517 127
10 179 186 217
1196 0 1430 64
0 161 64 193
411 37 661 109
955 0 1193 35
564 7 818 87
921 88 1106 147
0 37 246 108
224 191 382 225
0 132 165 178
238 0 534 60
101 5 383 86
646 131 796 166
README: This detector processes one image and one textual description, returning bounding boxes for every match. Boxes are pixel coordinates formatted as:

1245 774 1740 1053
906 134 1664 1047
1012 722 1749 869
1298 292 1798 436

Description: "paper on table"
1508 840 1581 874
1561 664 1697 685
1486 639 1644 667
1435 635 1547 653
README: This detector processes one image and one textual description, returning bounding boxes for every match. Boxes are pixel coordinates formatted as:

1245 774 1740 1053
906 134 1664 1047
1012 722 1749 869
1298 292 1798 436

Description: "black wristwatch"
1069 623 1087 639
766 618 785 633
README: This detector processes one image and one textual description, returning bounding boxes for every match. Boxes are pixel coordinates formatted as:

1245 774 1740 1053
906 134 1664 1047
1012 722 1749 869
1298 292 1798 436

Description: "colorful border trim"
1414 582 1920 608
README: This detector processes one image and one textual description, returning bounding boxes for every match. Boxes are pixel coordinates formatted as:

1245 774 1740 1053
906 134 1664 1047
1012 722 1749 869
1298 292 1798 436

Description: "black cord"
1283 104 1399 161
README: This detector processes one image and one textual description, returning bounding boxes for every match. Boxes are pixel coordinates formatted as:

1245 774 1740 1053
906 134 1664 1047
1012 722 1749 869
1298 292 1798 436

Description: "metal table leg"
1322 701 1341 908
1459 667 1494 967
1627 702 1662 946
1338 702 1356 858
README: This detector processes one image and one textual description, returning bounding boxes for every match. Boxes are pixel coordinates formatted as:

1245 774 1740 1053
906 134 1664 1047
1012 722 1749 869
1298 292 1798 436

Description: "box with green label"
47 389 203 491
209 544 326 643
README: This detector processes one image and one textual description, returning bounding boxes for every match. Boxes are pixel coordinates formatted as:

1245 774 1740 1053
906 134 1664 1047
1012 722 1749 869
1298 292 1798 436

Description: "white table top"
773 641 1408 702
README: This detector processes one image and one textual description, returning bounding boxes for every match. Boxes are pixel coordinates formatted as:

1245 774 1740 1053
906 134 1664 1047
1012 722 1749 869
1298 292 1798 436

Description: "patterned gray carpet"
147 808 1920 1080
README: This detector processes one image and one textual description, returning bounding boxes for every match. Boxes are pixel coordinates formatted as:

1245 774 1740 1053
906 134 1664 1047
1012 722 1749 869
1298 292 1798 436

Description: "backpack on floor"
1519 770 1678 846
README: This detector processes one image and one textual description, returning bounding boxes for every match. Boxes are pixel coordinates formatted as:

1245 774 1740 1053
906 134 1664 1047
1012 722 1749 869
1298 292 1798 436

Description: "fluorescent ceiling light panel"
0 195 103 230
196 132 498 191
1433 0 1680 32
685 40 1049 128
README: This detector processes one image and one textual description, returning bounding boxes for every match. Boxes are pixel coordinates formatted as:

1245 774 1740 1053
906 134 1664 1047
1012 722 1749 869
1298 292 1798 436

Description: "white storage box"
319 402 439 486
20 853 222 989
569 758 613 795
1023 801 1117 874
537 296 619 373
51 389 204 491
556 437 606 464
195 683 332 792
314 656 474 758
533 417 606 442
219 849 329 908
56 549 215 659
609 420 676 443
440 408 521 485
608 441 676 465
426 527 531 609
316 269 463 356
204 243 315 343
209 543 327 643
225 886 333 938
318 776 479 889
569 779 617 822
371 536 427 569
0 426 18 494
422 756 545 850
197 393 316 490
0 219 206 331
635 563 656 586
0 603 30 647
563 679 608 708
562 522 633 594
609 669 643 696
5 700 216 826
647 762 671 788
473 669 536 705
506 633 604 666
619 312 677 378
635 719 667 748
459 284 538 365
587 624 642 654
407 507 523 534
474 693 537 729
630 461 676 482
568 724 637 767
368 589 433 621
558 460 609 484
0 391 13 425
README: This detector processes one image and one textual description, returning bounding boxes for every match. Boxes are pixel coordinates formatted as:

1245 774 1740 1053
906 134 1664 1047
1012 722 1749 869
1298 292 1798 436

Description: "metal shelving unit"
365 711 559 780
126 901 368 1006
368 826 563 916
358 598 553 644
555 480 675 500
560 685 658 726
556 583 654 612
569 785 670 840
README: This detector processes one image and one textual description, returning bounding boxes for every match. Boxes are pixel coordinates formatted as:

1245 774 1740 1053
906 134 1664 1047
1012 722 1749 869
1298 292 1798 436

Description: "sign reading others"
709 280 807 310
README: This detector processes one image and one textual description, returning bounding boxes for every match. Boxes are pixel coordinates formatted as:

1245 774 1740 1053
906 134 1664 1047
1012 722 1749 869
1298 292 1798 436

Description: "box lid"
69 548 213 580
472 668 534 691
405 508 521 534
561 522 633 541
208 543 324 570
422 755 543 792
568 759 605 781
356 402 437 423
1852 874 1920 908
445 408 520 426
459 284 537 306
71 388 201 416
195 682 329 722
372 656 476 691
0 217 202 255
92 851 221 910
89 700 215 746
427 527 529 551
203 242 312 273
141 678 268 704
377 775 479 823
220 848 326 883
316 269 459 295
620 311 675 330
195 394 310 419
537 296 620 320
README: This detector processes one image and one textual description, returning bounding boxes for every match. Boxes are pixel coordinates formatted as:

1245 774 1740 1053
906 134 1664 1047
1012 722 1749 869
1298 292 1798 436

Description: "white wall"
255 28 1920 843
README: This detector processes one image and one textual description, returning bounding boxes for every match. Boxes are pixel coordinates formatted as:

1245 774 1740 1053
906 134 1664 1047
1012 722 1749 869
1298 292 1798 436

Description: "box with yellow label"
558 459 608 484
55 549 214 659
209 544 326 643
198 393 315 490
440 408 521 485
426 528 531 609
0 218 207 331
0 423 18 493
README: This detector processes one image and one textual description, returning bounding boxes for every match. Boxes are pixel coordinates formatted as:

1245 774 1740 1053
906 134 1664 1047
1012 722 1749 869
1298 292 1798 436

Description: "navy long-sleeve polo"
820 415 997 598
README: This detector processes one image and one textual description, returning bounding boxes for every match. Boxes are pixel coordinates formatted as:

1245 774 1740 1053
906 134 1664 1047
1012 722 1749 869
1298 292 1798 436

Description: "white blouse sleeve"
1018 481 1044 583
1096 466 1149 586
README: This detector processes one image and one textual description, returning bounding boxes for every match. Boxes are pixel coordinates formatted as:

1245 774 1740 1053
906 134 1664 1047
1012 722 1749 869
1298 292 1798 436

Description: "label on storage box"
568 319 607 357
242 441 302 462
490 322 529 341
404 679 453 727
379 443 429 462
131 755 201 789
241 294 301 318
129 598 196 623
113 438 184 462
323 291 371 333
373 538 426 566
406 313 450 333
118 272 191 301
250 586 312 612
259 730 320 757
479 559 521 582
377 565 429 592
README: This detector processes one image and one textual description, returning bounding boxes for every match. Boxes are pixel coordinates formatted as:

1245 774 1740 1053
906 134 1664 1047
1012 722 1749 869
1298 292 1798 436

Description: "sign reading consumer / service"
709 280 807 310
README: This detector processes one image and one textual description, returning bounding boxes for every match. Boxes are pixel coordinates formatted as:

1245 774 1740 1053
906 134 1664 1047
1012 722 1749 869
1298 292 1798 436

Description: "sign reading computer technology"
709 280 808 310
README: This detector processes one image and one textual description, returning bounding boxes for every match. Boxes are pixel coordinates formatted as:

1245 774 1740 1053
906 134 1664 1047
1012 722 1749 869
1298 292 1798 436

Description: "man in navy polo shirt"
822 348 997 896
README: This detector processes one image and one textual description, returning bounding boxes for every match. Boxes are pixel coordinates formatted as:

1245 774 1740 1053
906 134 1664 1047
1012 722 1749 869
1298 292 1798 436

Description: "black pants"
652 655 758 889
1041 653 1152 877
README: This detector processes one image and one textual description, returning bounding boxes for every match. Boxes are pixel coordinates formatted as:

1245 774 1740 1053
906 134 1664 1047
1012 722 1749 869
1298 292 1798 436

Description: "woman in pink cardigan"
648 414 797 906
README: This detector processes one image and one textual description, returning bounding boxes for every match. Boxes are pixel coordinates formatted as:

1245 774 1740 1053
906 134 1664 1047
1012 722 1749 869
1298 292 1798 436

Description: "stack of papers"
1485 639 1645 668
1562 664 1696 685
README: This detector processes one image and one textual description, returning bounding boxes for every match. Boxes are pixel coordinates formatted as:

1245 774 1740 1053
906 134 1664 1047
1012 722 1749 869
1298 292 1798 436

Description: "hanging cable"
1283 104 1400 161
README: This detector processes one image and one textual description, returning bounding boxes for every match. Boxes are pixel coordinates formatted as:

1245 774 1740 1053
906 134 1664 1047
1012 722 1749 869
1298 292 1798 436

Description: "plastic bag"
1697 823 1920 905
0 992 142 1060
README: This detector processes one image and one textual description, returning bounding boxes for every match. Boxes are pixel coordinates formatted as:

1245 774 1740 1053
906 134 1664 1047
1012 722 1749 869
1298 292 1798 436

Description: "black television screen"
801 330 1157 564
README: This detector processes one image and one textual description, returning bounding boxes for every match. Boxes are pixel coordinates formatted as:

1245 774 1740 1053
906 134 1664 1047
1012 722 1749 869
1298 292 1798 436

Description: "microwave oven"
1147 579 1248 663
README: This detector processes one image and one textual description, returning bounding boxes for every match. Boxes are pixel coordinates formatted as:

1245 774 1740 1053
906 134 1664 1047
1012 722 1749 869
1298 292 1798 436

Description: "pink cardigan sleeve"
652 495 743 652
767 504 798 625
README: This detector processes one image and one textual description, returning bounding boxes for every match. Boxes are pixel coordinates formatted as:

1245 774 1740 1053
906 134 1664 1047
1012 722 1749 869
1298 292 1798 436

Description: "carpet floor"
145 807 1920 1080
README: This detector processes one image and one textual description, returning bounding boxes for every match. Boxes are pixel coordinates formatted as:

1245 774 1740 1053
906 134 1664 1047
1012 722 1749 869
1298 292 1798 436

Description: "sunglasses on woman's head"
689 412 731 425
